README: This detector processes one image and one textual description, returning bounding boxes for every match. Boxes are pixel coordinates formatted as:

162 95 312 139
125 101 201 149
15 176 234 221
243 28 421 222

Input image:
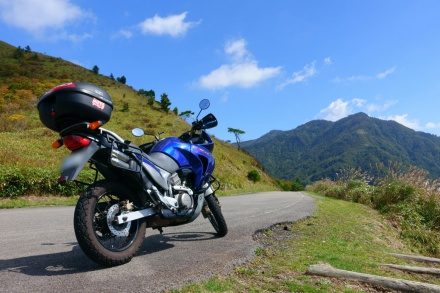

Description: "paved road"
0 192 315 292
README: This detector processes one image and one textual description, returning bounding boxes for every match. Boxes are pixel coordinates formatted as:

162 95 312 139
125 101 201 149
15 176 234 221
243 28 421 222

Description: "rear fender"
58 142 100 183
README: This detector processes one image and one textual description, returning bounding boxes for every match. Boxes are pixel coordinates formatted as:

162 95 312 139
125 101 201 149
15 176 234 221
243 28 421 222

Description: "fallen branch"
389 253 440 264
380 263 440 276
306 263 440 293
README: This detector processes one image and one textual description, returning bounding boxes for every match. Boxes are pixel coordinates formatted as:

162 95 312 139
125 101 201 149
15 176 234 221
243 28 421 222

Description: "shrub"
0 166 95 198
121 102 129 112
247 170 261 183
308 164 440 257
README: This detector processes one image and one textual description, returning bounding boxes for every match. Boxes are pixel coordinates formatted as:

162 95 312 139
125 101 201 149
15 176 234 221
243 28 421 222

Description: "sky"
1 0 440 142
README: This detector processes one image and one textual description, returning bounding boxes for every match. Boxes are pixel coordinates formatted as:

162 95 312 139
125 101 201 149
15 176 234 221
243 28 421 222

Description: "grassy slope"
174 195 439 292
0 40 279 200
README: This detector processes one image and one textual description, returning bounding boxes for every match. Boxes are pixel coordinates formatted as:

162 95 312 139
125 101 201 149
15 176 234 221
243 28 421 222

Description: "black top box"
37 82 114 132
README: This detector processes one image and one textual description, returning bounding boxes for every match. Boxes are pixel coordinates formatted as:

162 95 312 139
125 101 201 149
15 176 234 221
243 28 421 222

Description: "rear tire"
205 193 228 237
74 180 146 266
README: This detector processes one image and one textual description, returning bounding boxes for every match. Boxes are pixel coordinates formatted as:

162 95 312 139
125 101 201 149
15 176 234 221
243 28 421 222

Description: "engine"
169 171 194 210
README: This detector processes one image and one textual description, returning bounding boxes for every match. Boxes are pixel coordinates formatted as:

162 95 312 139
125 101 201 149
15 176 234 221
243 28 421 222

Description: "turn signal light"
89 120 102 130
52 139 63 149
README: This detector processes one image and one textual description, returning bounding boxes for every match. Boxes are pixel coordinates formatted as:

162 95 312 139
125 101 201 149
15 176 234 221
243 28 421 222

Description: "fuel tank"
150 137 215 188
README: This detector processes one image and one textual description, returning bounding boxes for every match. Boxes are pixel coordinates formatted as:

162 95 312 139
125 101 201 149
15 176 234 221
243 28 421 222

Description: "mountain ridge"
241 113 440 182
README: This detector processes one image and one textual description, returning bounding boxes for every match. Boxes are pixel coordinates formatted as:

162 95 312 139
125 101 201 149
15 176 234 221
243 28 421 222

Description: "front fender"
58 142 100 183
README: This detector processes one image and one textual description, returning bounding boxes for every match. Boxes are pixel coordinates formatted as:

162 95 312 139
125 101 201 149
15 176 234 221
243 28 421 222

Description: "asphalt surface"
0 191 315 292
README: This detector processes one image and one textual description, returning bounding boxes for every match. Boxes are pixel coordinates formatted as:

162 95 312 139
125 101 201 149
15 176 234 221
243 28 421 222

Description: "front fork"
202 185 218 218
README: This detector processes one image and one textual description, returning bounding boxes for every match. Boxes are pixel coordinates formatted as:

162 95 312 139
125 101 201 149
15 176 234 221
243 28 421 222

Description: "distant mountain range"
241 113 440 183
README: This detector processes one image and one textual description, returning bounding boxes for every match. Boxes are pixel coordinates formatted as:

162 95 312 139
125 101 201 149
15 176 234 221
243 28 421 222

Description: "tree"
179 110 194 117
25 45 31 53
147 96 155 106
92 65 99 75
291 177 305 191
173 107 178 115
160 93 171 112
228 127 245 151
138 88 148 96
117 75 126 84
109 73 115 80
13 46 24 60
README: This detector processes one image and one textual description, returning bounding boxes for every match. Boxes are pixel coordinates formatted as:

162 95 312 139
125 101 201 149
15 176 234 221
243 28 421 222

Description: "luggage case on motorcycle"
37 82 113 132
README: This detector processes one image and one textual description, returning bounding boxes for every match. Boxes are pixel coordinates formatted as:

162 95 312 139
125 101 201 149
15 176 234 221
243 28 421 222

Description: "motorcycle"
37 82 227 266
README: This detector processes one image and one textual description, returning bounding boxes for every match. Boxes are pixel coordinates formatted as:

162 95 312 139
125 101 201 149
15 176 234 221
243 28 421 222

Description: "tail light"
63 135 91 151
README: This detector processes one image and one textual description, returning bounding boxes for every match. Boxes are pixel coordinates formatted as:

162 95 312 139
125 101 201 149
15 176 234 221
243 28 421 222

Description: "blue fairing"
150 136 215 188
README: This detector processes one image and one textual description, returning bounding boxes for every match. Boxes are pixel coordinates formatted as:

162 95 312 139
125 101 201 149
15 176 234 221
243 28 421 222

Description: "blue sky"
1 1 440 141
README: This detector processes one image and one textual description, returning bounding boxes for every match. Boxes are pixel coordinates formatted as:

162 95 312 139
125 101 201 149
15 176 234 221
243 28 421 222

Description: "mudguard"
58 142 100 183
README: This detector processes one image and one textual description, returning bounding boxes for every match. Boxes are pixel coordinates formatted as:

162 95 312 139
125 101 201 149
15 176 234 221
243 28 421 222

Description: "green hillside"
242 112 440 183
0 40 278 198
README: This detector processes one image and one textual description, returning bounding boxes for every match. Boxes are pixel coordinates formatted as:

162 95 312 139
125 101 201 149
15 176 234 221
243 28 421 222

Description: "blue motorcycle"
37 82 227 266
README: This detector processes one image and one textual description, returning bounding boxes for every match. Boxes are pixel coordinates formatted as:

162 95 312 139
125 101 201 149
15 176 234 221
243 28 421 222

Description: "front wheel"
74 180 146 266
205 193 228 237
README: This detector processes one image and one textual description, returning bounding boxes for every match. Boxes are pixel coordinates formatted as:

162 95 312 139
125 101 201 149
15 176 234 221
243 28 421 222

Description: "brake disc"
106 204 131 237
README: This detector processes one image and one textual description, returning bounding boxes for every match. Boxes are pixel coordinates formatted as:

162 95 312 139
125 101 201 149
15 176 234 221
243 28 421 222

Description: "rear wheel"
205 193 228 237
74 180 146 266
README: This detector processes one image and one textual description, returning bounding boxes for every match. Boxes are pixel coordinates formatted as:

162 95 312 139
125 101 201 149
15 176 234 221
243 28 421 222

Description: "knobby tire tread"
206 194 228 237
74 181 146 267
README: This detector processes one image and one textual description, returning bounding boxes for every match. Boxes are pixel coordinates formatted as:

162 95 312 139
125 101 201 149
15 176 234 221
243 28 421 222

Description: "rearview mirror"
132 128 144 137
199 99 210 110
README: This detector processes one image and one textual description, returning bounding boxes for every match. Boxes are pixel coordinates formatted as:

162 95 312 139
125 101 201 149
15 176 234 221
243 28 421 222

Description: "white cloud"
333 66 397 83
138 12 200 37
0 0 93 40
317 99 350 121
386 116 440 134
324 57 332 65
197 39 281 90
376 66 397 79
225 39 250 62
199 62 281 89
386 114 420 130
425 122 440 129
278 61 317 90
365 100 397 112
112 29 133 39
316 98 398 121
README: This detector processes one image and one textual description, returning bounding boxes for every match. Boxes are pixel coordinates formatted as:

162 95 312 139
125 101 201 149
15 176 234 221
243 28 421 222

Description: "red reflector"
63 135 91 151
47 82 75 94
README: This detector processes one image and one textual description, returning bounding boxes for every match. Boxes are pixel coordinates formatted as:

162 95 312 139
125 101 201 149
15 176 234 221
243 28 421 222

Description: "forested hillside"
0 40 278 197
242 112 440 183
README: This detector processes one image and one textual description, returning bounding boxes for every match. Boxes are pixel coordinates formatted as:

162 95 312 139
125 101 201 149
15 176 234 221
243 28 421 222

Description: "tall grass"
307 162 440 256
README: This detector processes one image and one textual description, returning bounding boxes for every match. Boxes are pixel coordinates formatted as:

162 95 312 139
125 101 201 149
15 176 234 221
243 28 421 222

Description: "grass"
307 164 440 257
172 194 440 293
0 195 78 209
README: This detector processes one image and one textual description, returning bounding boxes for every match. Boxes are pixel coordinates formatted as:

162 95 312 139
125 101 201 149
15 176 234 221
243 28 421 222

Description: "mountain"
0 40 278 196
241 113 440 183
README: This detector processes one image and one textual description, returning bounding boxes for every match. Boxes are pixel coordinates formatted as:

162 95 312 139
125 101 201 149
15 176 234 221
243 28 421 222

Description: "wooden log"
306 263 440 293
389 253 440 264
380 263 440 275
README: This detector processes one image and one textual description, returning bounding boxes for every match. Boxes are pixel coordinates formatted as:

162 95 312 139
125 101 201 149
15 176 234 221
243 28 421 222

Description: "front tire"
74 180 146 266
205 193 228 237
